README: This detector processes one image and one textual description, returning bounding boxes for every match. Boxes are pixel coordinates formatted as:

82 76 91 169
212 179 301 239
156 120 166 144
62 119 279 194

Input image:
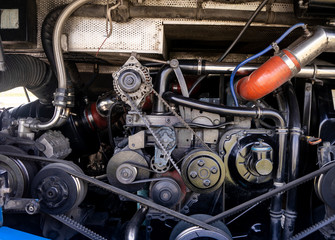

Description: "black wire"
188 0 271 95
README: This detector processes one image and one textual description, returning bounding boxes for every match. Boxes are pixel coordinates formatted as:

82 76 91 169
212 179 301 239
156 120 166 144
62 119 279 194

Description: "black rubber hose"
0 54 57 103
283 84 302 239
163 91 285 127
41 6 65 72
124 206 148 240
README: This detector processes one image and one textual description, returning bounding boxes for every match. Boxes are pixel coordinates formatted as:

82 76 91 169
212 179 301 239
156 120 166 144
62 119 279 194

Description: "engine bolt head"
197 159 205 167
210 167 218 174
203 179 211 187
190 171 197 178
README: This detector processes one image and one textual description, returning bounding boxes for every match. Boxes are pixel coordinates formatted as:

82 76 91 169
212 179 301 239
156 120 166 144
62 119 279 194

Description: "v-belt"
1 150 335 240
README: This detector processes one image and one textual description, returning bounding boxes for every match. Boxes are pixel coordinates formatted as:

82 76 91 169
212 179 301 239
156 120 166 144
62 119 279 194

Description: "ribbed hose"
41 7 65 73
0 55 57 103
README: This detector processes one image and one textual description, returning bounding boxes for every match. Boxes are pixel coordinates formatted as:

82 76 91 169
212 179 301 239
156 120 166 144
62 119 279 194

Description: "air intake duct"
237 26 335 101
0 54 57 103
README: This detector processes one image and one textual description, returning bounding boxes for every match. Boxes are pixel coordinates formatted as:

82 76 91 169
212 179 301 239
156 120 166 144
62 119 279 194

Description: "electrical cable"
188 0 271 95
230 23 306 106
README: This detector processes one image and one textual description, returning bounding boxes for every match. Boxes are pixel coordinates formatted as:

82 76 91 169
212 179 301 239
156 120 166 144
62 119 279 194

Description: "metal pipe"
153 66 173 113
124 206 148 240
269 88 289 240
203 63 335 79
72 4 315 25
30 0 92 130
153 61 335 113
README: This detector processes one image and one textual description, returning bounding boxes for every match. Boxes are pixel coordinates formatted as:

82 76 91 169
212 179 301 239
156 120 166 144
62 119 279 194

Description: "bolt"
197 159 205 167
190 171 197 178
213 119 220 125
210 167 218 174
170 59 179 68
166 118 171 124
203 179 211 187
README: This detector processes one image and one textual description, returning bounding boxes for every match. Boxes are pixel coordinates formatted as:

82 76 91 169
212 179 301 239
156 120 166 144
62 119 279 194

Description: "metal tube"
203 63 335 79
288 27 335 67
124 206 148 240
32 0 92 130
153 62 335 113
72 4 309 25
153 66 173 113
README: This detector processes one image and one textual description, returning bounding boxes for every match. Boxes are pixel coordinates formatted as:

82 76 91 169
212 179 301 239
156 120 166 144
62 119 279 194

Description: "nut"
203 179 211 187
190 171 198 178
197 159 205 167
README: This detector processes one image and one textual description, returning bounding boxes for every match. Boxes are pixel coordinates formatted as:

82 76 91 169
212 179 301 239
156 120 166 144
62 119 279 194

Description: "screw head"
190 171 197 178
210 167 218 174
197 159 205 167
203 179 211 187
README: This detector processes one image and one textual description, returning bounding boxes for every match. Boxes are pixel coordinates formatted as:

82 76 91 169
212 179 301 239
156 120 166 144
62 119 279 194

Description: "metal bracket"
170 59 189 98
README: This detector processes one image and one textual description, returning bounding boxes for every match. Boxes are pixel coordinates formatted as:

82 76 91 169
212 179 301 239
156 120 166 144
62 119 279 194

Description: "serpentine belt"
1 150 335 240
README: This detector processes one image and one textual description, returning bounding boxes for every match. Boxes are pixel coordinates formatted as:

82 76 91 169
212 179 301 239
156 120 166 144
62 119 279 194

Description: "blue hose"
230 23 306 106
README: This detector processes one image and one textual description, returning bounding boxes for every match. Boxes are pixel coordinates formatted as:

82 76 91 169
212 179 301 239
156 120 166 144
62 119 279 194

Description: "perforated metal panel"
36 0 164 54
65 17 164 53
36 0 293 55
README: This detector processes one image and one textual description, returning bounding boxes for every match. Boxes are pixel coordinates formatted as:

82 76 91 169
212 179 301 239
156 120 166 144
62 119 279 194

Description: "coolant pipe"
124 206 148 240
268 88 289 240
237 26 335 102
28 0 92 131
283 84 302 239
163 92 286 127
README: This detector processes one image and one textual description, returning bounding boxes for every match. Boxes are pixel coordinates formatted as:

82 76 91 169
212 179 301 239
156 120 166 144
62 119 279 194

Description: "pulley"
169 214 232 240
31 162 87 215
0 146 37 198
106 149 150 192
181 149 225 194
150 178 181 208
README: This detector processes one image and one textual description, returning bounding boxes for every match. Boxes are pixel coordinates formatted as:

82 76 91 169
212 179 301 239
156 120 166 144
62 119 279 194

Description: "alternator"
113 56 152 108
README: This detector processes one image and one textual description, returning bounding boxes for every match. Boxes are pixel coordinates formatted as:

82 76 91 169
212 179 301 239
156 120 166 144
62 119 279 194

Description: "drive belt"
1 150 334 238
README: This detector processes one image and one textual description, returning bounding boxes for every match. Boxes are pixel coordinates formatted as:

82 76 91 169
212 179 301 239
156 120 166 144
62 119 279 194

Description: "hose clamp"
279 50 300 76
53 88 68 108
276 128 289 135
290 127 303 135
